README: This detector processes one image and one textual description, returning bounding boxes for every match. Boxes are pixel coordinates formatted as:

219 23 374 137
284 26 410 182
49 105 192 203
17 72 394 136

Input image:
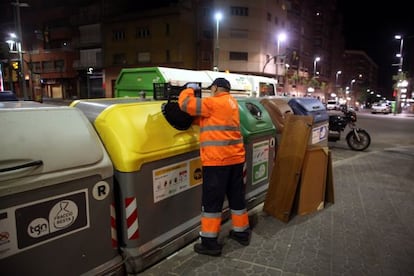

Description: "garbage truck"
114 66 277 99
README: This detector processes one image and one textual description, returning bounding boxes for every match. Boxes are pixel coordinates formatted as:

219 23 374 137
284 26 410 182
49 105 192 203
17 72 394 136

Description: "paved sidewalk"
140 146 414 276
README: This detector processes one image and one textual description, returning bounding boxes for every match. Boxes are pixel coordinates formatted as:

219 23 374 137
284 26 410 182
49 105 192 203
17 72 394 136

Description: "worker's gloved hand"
186 83 200 90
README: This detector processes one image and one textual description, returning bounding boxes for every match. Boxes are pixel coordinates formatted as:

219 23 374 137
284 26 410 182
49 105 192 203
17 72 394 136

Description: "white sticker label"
312 123 328 144
92 181 110 201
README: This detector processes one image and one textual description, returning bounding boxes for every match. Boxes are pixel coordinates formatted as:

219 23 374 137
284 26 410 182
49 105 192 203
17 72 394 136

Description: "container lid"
71 98 149 123
237 98 276 136
0 107 111 194
288 97 326 112
93 101 200 172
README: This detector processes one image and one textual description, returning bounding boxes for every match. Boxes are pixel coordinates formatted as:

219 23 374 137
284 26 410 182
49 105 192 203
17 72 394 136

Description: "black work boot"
193 237 222 256
228 229 251 246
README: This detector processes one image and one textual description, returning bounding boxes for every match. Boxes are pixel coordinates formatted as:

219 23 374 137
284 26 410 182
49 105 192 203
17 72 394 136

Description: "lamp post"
335 70 342 98
6 33 26 99
275 32 287 82
395 35 404 72
350 79 356 91
350 79 356 106
11 0 29 100
313 57 320 77
394 34 404 114
335 70 342 87
213 11 222 72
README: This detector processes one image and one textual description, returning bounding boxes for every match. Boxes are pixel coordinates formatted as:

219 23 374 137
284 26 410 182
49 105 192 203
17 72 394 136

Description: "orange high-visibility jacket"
178 88 245 166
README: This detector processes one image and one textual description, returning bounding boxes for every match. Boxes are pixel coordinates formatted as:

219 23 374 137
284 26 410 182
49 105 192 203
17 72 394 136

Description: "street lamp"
350 79 356 106
394 34 404 114
313 57 320 77
394 35 404 72
335 70 342 87
9 0 29 100
213 11 222 72
350 79 356 91
275 32 287 80
6 33 27 99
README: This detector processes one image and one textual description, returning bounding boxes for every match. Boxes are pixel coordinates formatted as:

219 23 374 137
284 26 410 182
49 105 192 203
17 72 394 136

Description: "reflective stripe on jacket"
178 88 245 166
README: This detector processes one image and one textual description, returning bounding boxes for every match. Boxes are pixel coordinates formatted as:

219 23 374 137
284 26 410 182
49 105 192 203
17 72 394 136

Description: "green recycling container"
237 97 277 209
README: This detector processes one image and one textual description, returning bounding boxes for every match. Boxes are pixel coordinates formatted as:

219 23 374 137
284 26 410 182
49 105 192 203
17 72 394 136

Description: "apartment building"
0 0 375 103
342 50 379 106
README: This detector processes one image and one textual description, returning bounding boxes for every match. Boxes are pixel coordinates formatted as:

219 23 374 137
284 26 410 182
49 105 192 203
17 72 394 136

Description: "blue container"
287 97 328 124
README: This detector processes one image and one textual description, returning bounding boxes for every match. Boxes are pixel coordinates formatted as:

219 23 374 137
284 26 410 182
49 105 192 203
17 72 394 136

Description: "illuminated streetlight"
350 79 356 91
394 34 404 114
7 33 26 98
313 57 320 77
213 11 222 71
394 35 404 72
11 0 29 100
275 32 287 84
349 79 356 106
335 70 342 87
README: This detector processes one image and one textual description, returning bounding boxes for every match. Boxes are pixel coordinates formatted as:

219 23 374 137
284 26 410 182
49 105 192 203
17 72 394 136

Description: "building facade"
0 0 380 105
341 50 379 106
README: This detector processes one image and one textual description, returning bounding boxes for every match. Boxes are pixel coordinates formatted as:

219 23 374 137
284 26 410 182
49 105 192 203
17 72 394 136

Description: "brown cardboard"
297 146 328 215
263 115 313 222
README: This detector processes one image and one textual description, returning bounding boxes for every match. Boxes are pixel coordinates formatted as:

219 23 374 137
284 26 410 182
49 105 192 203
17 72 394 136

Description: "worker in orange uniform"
178 77 251 256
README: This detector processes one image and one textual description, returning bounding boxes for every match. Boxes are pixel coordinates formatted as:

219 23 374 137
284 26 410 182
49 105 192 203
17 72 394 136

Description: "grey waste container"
0 104 123 276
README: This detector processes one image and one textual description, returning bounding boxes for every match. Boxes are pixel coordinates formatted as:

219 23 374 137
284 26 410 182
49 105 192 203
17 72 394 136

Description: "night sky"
338 0 414 97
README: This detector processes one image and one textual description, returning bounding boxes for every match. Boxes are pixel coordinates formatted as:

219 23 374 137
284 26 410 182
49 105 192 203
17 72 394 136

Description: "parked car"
371 102 391 114
0 90 18 101
326 100 339 110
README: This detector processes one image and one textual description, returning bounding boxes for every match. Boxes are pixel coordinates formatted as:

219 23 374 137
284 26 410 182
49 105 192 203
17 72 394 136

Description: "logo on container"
50 200 78 231
27 200 78 238
27 218 49 238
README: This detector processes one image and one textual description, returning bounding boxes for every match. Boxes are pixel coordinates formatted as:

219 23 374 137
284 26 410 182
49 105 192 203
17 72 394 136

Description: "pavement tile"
141 146 414 275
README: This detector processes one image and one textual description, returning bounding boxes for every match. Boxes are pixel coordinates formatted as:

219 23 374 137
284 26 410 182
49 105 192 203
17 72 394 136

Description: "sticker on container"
153 157 202 203
252 140 270 185
312 123 328 144
92 181 110 201
0 189 89 260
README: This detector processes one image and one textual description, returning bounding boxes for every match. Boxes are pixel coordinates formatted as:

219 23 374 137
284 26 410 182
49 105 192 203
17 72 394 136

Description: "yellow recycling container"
71 98 203 274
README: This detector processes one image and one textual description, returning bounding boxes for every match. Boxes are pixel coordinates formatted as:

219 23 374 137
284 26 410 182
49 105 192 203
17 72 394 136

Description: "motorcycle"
328 107 371 151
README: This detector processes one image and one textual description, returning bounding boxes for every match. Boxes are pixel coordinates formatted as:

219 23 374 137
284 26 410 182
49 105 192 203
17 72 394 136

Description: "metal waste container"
259 96 293 154
288 97 329 146
0 104 123 276
237 97 277 208
71 99 203 274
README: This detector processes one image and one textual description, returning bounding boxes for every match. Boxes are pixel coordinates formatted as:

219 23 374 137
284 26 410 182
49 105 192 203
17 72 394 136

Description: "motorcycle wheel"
346 129 371 151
